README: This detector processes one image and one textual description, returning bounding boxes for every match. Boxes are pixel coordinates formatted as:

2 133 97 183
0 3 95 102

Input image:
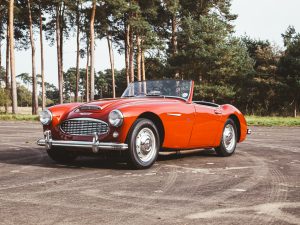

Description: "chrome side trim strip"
37 131 128 153
167 113 182 117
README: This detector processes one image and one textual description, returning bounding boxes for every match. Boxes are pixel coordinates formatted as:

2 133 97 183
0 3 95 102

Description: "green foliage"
246 116 300 126
45 82 59 105
95 69 127 98
17 85 32 107
278 26 300 116
194 84 236 104
0 88 10 108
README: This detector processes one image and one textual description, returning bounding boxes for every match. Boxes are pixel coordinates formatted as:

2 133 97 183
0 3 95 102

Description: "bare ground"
0 122 299 225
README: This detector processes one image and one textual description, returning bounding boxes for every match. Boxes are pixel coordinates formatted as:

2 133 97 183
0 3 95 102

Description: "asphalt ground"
0 121 299 225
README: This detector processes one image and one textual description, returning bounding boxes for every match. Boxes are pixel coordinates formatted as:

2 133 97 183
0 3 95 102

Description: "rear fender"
219 104 247 143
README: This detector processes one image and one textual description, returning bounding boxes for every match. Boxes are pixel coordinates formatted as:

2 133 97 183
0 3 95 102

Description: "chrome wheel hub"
223 124 236 153
136 128 156 162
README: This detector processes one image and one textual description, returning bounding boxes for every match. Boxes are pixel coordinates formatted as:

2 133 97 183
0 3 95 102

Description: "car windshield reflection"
121 80 192 101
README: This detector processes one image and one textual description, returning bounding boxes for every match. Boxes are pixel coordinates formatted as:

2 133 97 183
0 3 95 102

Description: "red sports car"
38 80 250 169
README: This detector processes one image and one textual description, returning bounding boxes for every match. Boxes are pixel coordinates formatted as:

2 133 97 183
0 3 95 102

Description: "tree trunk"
55 4 63 104
75 0 80 102
141 41 146 94
136 35 141 81
85 41 90 102
0 18 2 107
9 0 17 114
107 34 115 98
39 3 45 109
89 0 96 101
28 0 38 115
129 28 134 82
0 29 1 83
171 14 179 78
60 2 65 101
171 15 178 56
141 47 146 81
0 26 2 106
5 25 10 113
295 100 298 118
125 23 130 86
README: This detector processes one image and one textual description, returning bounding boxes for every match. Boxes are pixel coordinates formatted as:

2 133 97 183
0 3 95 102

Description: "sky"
1 0 300 87
231 0 300 44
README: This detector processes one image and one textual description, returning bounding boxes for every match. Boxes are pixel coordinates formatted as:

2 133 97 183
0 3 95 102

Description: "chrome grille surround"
60 118 109 136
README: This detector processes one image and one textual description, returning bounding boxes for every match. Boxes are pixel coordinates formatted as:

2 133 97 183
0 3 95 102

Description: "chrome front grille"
60 118 108 136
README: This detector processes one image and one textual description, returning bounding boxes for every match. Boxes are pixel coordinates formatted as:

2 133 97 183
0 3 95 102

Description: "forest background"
0 0 299 117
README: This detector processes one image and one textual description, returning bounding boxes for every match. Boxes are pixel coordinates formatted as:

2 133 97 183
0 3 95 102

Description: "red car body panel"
44 88 248 150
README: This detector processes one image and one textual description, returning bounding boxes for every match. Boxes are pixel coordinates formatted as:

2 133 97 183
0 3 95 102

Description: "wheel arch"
125 112 165 146
228 114 241 142
138 112 165 146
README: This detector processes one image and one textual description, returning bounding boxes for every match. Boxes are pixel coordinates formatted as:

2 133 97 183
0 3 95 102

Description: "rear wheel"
47 147 77 163
127 119 160 169
215 119 237 157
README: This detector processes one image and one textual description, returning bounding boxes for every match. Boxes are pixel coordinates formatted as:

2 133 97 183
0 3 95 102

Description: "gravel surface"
0 121 299 225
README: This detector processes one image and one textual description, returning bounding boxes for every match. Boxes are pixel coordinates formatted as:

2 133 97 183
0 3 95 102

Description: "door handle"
214 109 222 114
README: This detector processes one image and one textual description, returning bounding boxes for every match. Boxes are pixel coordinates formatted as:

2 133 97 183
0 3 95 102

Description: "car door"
159 101 195 149
188 103 224 148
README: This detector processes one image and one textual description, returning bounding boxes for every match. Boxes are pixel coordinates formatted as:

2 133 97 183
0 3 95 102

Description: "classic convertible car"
37 80 250 169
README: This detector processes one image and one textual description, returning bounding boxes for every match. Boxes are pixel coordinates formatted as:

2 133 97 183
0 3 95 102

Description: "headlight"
108 110 123 127
39 109 52 125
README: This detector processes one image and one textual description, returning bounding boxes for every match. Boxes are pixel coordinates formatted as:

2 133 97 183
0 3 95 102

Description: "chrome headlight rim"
108 109 124 127
39 109 52 125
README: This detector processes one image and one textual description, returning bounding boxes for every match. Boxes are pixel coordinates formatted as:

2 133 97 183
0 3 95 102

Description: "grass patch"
0 113 39 121
246 116 300 126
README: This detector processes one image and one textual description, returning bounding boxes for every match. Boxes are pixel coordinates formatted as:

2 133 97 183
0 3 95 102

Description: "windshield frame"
121 79 193 102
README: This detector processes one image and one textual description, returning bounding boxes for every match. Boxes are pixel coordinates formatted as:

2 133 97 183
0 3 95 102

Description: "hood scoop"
77 105 102 111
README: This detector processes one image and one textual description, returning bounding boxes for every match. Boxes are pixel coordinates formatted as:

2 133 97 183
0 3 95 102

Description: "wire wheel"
127 118 160 169
135 127 157 163
222 124 236 153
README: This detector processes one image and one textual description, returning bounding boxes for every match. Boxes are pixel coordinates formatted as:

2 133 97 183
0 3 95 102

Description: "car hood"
76 97 183 112
53 97 184 123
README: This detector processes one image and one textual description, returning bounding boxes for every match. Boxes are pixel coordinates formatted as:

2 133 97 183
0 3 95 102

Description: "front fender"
115 102 195 148
44 103 82 131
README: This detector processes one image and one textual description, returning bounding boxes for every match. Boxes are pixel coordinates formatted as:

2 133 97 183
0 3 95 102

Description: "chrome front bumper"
37 131 128 153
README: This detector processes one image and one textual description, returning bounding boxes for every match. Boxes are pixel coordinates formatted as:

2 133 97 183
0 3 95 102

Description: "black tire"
46 147 77 164
127 118 160 169
215 118 237 157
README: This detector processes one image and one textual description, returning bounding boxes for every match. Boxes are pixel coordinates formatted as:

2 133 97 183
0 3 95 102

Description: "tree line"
0 0 299 117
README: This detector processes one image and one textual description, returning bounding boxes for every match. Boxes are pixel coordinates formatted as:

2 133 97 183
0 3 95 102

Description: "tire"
127 118 160 169
215 118 237 157
46 147 77 164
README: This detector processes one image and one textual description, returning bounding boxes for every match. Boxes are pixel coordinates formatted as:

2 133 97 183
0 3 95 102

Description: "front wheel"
46 147 77 164
215 119 237 157
127 119 160 169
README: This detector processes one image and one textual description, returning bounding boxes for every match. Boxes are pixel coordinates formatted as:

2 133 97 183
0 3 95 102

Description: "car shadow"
0 147 218 170
158 148 216 161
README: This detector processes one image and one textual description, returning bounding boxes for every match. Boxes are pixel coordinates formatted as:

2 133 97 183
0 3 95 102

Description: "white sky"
1 0 300 87
231 0 300 45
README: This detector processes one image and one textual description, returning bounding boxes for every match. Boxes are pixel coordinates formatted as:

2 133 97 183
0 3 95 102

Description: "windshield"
121 80 192 101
